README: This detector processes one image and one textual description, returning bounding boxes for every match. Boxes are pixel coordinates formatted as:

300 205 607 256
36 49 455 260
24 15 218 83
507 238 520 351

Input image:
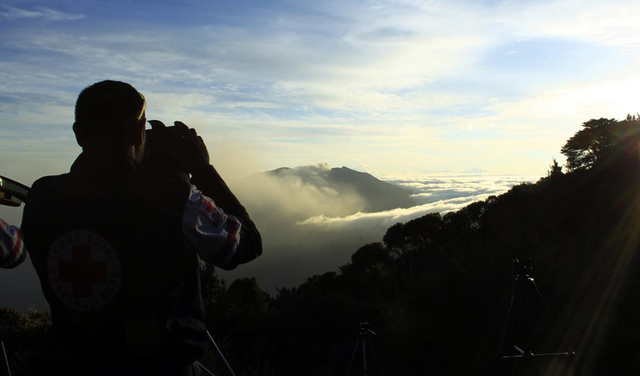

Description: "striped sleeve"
0 218 26 269
182 184 242 270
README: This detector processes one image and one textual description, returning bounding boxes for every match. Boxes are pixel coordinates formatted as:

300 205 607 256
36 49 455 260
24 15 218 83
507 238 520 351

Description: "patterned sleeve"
0 218 26 269
181 184 242 270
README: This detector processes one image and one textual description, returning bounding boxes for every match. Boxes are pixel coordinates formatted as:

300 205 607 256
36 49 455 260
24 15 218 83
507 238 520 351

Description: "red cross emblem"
57 245 108 298
48 231 122 311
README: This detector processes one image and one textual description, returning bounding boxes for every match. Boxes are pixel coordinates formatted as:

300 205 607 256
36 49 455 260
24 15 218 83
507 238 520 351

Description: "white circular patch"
47 231 122 312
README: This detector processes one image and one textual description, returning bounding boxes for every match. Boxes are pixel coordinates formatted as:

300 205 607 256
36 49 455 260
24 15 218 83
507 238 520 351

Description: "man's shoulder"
32 173 67 186
28 173 71 200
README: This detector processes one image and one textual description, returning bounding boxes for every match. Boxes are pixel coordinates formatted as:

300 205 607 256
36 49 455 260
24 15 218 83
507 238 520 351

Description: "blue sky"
1 0 639 186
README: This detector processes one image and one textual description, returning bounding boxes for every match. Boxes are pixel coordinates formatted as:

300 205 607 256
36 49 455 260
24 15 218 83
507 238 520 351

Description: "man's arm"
0 218 26 269
166 121 261 270
189 165 262 269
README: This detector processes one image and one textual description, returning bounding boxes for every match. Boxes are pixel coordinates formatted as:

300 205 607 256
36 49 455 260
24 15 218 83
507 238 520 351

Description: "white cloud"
0 5 84 21
494 0 640 48
296 194 486 230
482 79 640 136
352 164 380 176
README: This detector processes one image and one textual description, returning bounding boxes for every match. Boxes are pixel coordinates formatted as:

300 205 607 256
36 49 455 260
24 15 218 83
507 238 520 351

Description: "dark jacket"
21 152 261 375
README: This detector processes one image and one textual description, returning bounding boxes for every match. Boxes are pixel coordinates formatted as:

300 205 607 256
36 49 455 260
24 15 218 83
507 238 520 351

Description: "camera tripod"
495 259 578 375
345 322 385 376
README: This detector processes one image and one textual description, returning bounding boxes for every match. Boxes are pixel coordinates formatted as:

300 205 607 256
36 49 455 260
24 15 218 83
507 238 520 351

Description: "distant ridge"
266 165 416 212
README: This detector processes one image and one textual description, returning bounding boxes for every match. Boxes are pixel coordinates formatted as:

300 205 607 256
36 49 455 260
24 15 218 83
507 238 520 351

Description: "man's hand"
173 121 210 174
147 120 210 175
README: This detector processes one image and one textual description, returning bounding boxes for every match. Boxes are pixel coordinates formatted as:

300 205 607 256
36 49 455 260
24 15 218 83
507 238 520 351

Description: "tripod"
495 259 578 375
345 322 385 376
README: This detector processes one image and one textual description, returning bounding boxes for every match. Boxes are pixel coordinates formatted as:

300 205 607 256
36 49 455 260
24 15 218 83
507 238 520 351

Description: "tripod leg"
529 279 581 373
206 330 236 376
1 327 11 376
496 277 518 360
362 338 368 376
530 279 566 341
345 339 360 376
196 361 216 376
1 340 11 376
365 337 385 376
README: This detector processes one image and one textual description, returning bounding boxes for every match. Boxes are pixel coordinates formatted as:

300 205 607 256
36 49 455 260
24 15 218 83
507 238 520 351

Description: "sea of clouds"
218 171 538 294
298 173 536 229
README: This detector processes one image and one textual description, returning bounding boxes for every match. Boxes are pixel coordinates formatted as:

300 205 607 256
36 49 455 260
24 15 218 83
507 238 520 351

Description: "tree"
200 261 227 315
561 116 640 171
220 277 270 315
548 158 563 177
561 118 618 171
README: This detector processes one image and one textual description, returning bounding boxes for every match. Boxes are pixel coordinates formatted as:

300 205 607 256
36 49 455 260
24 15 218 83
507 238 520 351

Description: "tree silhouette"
548 158 563 177
561 116 640 171
561 118 617 171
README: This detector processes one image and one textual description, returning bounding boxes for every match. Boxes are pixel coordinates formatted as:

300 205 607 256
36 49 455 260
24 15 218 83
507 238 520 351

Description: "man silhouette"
21 80 262 376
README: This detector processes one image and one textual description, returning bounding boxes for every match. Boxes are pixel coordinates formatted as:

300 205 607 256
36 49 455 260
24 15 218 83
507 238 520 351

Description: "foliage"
547 158 563 177
561 116 640 171
0 307 51 375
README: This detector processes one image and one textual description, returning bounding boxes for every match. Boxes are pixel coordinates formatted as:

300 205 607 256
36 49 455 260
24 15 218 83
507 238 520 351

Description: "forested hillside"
2 116 639 375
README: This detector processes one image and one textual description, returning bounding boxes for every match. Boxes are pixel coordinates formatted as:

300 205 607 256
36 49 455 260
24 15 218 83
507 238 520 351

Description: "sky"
1 0 639 189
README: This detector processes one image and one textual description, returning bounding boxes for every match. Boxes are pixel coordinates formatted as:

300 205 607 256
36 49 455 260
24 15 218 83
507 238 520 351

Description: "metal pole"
365 337 385 376
196 361 216 376
361 336 367 376
206 330 236 376
0 327 11 376
346 338 360 376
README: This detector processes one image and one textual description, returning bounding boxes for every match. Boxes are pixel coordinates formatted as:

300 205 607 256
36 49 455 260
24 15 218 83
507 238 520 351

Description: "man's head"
73 80 147 160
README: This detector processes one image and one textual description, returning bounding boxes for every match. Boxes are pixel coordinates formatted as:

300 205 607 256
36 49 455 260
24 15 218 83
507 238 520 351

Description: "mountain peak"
264 163 414 212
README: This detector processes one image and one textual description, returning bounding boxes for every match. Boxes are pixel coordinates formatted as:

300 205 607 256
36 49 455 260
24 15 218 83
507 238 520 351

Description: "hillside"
202 161 639 376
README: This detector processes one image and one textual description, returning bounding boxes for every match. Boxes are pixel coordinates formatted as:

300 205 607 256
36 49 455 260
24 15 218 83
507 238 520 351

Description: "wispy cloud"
494 0 640 48
296 195 483 228
0 5 84 21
